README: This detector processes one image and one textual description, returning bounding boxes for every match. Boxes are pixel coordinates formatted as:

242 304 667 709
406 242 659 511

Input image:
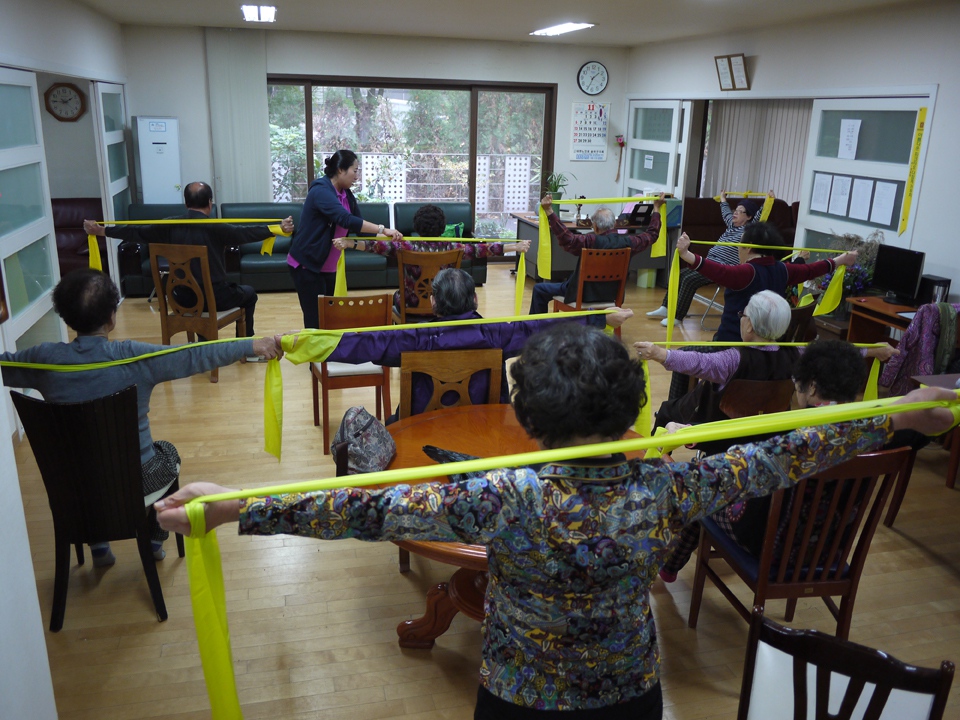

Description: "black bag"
331 406 396 474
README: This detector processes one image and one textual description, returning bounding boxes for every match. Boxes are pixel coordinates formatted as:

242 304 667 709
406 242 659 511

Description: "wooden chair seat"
689 446 910 640
310 294 393 454
149 242 244 383
739 605 954 719
552 247 631 337
393 248 464 324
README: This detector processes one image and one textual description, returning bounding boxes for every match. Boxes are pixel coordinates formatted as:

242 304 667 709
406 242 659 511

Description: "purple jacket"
327 311 594 415
880 302 960 395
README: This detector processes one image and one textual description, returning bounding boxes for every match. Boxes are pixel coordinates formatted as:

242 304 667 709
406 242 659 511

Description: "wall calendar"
571 102 609 161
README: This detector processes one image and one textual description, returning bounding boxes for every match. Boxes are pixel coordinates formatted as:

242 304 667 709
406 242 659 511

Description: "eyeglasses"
737 310 750 321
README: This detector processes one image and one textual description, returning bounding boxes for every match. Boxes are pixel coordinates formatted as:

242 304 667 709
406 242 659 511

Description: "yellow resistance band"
87 218 293 270
182 391 960 719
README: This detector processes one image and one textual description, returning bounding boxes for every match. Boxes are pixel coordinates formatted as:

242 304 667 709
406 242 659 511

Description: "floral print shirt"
362 239 504 309
238 417 893 711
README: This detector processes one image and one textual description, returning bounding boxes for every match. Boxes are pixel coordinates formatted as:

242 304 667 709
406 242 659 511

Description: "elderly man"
528 192 665 317
316 268 631 421
84 181 294 343
0 269 281 565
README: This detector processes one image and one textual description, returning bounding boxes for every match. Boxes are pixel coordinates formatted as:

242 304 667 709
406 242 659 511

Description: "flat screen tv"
871 244 925 305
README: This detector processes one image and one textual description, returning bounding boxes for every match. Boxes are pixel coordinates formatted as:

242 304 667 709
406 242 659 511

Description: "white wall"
0 0 125 82
37 73 102 199
625 0 960 293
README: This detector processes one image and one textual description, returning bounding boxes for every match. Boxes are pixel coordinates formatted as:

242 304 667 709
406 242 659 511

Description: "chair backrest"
399 348 502 418
739 605 954 720
571 247 631 309
357 202 391 231
719 379 796 419
11 387 145 544
318 294 393 333
128 203 218 220
759 447 908 589
149 242 220 339
395 248 464 322
780 303 818 342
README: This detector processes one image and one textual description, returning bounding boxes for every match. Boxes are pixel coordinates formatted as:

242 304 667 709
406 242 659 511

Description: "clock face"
45 83 86 122
578 61 608 96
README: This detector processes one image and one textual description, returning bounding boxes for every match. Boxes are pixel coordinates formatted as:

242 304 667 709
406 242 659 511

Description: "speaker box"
917 274 951 305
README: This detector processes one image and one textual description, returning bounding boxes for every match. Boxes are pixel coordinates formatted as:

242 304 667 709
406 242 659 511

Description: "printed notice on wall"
811 173 832 212
849 178 873 221
828 175 852 216
871 181 898 226
838 119 862 160
571 102 609 161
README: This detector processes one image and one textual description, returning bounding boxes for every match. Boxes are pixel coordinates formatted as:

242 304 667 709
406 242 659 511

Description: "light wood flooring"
13 263 960 719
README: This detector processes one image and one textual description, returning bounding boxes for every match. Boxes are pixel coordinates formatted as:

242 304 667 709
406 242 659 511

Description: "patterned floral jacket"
238 417 892 711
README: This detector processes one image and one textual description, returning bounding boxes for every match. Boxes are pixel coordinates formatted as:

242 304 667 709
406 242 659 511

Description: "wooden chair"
689 446 910 640
399 348 502 420
779 302 818 342
11 386 185 632
739 605 954 720
149 243 245 383
393 248 464 324
719 378 797 419
551 247 631 337
396 347 502 572
310 294 393 454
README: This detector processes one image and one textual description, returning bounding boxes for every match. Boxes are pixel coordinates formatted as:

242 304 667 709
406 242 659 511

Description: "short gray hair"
431 268 476 316
591 207 616 233
744 290 792 340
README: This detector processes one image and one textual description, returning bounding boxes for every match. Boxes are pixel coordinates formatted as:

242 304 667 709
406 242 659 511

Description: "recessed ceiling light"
241 5 277 22
530 23 594 37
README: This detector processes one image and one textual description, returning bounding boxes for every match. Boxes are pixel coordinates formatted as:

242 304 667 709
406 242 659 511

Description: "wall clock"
44 82 87 122
577 61 608 96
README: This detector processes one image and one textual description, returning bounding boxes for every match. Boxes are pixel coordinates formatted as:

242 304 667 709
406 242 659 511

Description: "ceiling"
76 0 926 47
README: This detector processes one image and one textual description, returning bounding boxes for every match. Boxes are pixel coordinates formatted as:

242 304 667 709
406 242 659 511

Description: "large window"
268 78 555 238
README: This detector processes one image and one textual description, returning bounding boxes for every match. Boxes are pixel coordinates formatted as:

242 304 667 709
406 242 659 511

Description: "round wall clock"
577 61 608 96
44 82 87 122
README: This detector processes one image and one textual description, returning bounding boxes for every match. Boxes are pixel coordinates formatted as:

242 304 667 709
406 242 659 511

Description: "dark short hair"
53 269 120 333
793 339 866 404
510 324 645 448
323 149 358 178
412 204 446 237
742 222 784 257
431 268 476 316
183 181 213 209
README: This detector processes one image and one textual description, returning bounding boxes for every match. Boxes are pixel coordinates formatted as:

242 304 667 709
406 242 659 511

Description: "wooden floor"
14 263 960 719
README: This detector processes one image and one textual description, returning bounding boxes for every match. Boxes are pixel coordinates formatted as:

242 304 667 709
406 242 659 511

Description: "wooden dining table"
385 403 643 649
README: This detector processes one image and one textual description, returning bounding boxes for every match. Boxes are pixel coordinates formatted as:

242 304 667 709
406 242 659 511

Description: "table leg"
396 570 487 649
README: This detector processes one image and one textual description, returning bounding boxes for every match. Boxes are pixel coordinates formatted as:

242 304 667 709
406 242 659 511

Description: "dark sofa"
52 198 108 278
680 196 797 255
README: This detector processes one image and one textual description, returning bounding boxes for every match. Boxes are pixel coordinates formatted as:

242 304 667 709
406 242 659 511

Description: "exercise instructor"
288 149 403 328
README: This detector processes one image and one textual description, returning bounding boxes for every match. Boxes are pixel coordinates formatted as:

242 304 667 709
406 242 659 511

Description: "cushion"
324 361 384 377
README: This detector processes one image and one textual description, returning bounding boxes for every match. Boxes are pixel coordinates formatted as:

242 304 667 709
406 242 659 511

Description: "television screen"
871 244 925 305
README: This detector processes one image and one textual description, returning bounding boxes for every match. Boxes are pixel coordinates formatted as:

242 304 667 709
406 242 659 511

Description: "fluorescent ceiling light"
241 5 277 22
530 22 594 37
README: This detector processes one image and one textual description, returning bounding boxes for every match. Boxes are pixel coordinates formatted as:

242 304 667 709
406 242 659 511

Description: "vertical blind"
701 99 812 204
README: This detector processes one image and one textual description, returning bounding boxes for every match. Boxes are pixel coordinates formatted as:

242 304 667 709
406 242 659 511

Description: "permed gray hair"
743 290 792 341
431 268 477 316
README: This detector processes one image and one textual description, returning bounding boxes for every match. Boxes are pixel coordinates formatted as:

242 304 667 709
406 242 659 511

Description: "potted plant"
543 171 576 201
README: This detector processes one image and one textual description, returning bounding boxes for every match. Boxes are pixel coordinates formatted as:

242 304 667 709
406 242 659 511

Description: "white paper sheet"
871 181 898 226
828 175 852 216
811 173 832 212
644 154 654 170
838 119 862 160
849 178 873 221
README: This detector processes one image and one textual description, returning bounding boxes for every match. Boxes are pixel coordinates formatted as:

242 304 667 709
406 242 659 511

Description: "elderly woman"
675 222 858 342
155 324 952 719
334 203 529 315
646 190 768 327
637 290 798 431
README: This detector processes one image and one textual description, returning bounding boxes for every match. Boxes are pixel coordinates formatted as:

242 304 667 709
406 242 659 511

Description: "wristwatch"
378 224 385 235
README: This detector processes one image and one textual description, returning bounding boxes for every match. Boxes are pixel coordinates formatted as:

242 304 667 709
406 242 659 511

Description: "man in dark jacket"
85 181 293 339
528 192 664 317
